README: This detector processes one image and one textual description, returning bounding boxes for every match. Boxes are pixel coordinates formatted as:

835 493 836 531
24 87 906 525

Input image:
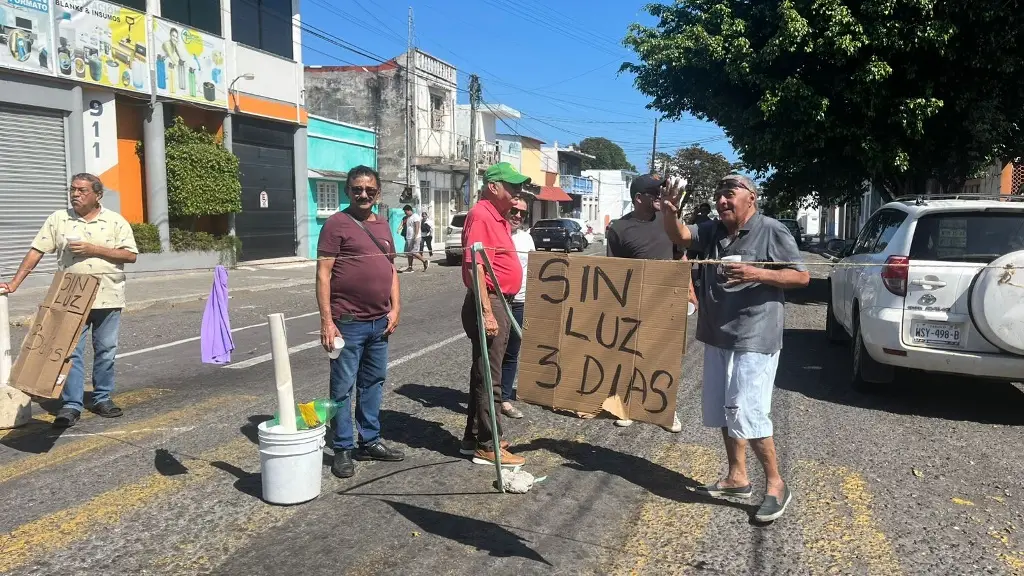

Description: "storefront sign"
0 0 55 76
152 16 227 107
52 0 149 94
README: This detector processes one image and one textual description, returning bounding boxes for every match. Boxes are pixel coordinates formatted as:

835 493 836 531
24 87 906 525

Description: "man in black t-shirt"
602 174 695 431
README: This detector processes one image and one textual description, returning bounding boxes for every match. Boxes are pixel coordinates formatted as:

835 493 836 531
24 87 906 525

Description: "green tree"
623 1 1024 207
576 137 637 171
672 145 743 206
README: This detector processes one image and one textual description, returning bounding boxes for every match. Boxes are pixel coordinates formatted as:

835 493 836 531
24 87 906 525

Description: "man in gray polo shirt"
661 173 809 523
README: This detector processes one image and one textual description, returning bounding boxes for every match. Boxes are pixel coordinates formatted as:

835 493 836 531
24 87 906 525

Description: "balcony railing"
560 174 594 196
457 138 500 167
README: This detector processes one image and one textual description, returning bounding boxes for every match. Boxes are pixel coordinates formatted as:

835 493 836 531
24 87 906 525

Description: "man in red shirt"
460 162 528 467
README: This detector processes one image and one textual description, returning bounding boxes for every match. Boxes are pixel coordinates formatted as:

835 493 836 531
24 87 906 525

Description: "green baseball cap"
484 162 531 186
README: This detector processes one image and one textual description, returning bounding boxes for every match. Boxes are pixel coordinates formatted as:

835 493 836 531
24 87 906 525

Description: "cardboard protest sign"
9 272 99 399
516 253 690 427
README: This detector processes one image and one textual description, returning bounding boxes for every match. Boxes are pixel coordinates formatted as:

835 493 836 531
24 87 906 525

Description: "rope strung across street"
0 249 1019 279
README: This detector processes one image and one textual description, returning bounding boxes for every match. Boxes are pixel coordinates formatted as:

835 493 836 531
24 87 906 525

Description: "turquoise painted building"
306 115 404 258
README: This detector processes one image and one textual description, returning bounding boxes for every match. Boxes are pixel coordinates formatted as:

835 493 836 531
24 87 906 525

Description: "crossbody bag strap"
343 211 391 257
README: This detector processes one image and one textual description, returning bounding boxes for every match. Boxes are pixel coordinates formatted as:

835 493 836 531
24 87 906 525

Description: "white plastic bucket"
257 420 326 505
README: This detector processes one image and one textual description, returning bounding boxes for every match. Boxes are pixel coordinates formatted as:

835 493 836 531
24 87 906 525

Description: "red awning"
537 186 572 202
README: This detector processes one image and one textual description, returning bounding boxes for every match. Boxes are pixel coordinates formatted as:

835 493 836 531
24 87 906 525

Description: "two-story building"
583 169 635 234
305 49 464 241
541 143 596 222
0 0 309 270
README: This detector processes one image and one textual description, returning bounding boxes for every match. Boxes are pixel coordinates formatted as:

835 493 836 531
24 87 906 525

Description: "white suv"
826 195 1024 390
444 212 469 265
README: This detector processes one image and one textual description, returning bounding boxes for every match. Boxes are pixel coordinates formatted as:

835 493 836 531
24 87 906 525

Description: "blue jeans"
329 315 390 451
62 308 122 411
500 300 525 402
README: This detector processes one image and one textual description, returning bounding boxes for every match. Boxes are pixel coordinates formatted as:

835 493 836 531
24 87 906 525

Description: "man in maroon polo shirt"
460 162 528 467
317 165 404 479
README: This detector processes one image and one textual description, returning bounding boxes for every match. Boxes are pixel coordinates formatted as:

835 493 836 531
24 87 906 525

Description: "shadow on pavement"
0 422 66 454
393 383 467 414
786 277 829 306
241 415 273 445
154 448 189 476
776 329 1024 425
379 409 465 458
210 460 263 499
515 438 754 515
381 499 553 566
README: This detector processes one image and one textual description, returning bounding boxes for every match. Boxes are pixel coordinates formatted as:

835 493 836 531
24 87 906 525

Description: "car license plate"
911 322 962 347
542 237 550 242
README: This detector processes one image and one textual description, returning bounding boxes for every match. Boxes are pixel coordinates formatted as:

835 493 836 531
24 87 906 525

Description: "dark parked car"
530 219 587 252
778 218 805 247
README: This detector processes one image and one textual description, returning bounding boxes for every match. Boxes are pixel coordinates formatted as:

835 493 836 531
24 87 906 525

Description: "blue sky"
299 0 738 172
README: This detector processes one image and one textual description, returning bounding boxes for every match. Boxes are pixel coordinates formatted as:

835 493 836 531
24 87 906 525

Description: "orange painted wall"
1000 162 1014 195
229 92 307 125
170 104 226 138
115 97 146 224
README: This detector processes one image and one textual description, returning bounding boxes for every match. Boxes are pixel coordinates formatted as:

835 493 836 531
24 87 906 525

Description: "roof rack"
893 193 1024 205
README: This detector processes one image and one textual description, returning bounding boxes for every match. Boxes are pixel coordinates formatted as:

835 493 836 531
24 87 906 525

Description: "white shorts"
701 344 780 439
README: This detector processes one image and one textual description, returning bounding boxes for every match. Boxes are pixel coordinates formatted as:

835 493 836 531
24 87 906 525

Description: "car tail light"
881 256 909 296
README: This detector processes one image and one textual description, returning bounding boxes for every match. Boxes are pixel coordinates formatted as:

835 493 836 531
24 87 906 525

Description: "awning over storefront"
537 186 572 202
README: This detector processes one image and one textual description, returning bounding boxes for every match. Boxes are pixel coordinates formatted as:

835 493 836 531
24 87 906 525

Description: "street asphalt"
2 246 1024 575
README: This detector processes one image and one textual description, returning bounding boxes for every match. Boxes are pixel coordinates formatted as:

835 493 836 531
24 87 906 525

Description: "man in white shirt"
401 205 428 272
499 195 533 419
0 173 138 428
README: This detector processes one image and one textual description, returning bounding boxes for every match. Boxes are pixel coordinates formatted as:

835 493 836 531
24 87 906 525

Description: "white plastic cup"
327 336 345 360
721 255 742 263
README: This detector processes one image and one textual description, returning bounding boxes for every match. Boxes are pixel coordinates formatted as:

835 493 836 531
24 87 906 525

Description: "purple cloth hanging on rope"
201 265 234 364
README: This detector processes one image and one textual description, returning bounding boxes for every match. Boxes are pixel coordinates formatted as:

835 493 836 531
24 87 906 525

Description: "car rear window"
533 220 564 229
781 220 800 233
910 211 1024 263
449 215 467 228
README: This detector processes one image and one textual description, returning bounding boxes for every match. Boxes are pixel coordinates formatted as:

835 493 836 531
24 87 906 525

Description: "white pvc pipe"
267 313 297 432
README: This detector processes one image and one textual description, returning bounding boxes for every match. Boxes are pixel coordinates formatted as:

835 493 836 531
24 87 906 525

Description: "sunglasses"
509 207 529 217
349 186 379 196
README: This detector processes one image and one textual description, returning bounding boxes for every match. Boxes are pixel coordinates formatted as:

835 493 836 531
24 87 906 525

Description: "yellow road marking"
607 443 721 576
796 461 903 576
0 388 172 441
0 395 257 485
0 437 254 573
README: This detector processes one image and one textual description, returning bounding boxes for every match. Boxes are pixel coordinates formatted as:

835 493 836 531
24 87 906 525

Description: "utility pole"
468 74 481 207
405 6 415 207
649 118 659 174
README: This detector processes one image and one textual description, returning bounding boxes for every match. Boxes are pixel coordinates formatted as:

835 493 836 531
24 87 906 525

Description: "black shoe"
354 442 405 462
52 407 81 429
91 400 123 418
331 449 355 478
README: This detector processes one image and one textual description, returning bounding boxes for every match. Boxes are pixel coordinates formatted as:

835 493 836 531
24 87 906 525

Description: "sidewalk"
5 260 318 327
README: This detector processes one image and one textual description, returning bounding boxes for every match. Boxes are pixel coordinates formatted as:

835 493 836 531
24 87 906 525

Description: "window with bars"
316 181 340 217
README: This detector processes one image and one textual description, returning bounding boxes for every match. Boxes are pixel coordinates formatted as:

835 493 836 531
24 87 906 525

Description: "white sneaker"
663 413 682 433
614 419 633 427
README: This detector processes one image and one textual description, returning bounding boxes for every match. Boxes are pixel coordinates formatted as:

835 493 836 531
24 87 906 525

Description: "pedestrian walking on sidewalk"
316 165 405 479
498 194 533 420
401 205 429 272
419 211 434 257
660 173 810 523
460 162 530 467
603 173 695 430
0 173 138 428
